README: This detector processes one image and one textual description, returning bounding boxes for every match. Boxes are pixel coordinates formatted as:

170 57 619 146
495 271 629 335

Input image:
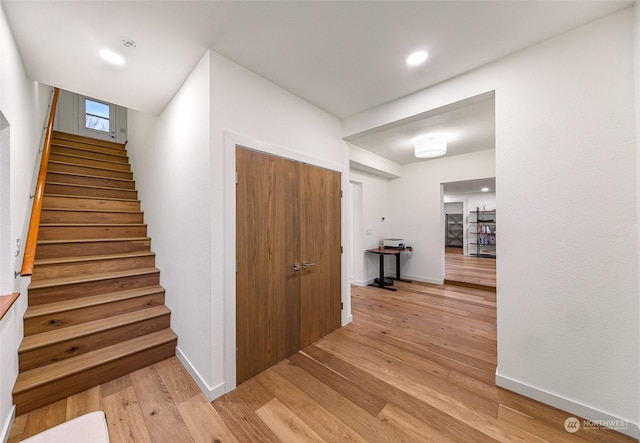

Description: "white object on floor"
20 411 109 443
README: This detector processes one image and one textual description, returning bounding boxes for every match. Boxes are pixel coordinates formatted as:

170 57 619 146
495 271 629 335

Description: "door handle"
302 262 316 270
292 263 301 271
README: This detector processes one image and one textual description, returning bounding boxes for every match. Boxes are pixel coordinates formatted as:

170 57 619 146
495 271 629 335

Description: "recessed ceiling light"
481 187 489 192
99 49 125 65
406 50 428 66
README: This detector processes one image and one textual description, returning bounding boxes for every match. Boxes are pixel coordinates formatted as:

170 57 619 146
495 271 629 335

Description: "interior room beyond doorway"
443 178 496 289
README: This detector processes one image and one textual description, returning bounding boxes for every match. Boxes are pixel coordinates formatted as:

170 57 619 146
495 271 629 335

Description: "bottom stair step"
23 286 166 336
13 329 177 415
19 305 172 372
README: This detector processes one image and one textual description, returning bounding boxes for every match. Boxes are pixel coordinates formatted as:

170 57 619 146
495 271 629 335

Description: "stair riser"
43 195 140 212
38 225 147 241
51 139 126 157
19 313 171 371
46 172 135 190
48 162 133 180
14 339 176 415
24 292 166 336
49 153 131 172
44 182 138 200
51 146 129 164
35 239 151 260
31 255 156 281
28 272 160 305
40 210 143 225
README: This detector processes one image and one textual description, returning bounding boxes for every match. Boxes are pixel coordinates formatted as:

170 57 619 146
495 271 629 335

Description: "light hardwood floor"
445 246 496 288
9 282 634 442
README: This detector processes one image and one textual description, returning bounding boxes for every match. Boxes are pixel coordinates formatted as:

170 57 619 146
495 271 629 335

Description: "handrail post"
20 87 59 277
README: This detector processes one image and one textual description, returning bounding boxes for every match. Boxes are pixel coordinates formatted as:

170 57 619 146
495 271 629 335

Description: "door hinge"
340 190 343 198
341 302 344 310
341 246 343 253
235 171 238 184
236 260 238 273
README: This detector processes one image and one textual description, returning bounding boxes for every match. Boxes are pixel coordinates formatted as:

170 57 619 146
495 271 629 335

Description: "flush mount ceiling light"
406 50 428 66
99 49 125 65
482 187 490 192
415 137 447 158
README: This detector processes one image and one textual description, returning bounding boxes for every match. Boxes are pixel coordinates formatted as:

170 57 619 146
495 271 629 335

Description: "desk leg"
368 253 397 291
393 252 412 283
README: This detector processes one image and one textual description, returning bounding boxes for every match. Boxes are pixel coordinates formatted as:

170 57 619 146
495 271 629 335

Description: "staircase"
13 131 177 414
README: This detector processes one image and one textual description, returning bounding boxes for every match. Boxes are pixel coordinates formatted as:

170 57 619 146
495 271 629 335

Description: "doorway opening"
443 177 496 289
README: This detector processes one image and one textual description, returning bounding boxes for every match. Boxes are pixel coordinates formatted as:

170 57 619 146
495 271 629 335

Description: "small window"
84 99 110 133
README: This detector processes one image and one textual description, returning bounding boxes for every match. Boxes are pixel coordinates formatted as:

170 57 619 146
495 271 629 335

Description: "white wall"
127 52 213 398
0 2 52 441
443 202 463 215
349 169 392 285
128 49 349 401
387 149 495 284
54 89 127 144
344 8 638 437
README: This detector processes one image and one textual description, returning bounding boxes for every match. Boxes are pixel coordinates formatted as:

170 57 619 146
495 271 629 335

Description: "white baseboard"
401 274 444 286
1 406 15 443
175 347 226 402
350 279 366 287
496 371 639 439
363 275 444 287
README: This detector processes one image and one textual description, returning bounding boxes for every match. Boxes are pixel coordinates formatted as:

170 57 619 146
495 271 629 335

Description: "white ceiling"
346 91 495 164
2 0 633 163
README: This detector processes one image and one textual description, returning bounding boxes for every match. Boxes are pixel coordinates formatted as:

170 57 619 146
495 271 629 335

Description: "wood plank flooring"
445 247 496 288
9 282 634 442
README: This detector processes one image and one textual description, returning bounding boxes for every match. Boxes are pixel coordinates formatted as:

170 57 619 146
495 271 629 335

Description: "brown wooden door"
236 147 300 384
236 147 341 384
299 163 342 347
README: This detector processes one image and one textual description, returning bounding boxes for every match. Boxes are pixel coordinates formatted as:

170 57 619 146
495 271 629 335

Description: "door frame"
221 131 350 393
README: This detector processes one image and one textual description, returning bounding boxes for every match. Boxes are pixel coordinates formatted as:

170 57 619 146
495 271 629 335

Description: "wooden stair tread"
28 267 159 290
24 286 165 319
45 181 136 193
46 170 134 184
43 193 139 203
19 306 171 352
52 140 127 154
39 222 146 227
37 237 151 245
49 152 129 167
48 160 132 176
34 251 155 266
52 143 128 158
53 131 125 150
13 329 177 394
42 208 142 214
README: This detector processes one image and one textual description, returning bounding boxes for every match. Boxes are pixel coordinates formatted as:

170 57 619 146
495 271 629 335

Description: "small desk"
366 247 413 291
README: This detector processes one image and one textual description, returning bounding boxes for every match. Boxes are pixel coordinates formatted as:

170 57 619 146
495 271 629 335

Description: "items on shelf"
469 207 496 258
